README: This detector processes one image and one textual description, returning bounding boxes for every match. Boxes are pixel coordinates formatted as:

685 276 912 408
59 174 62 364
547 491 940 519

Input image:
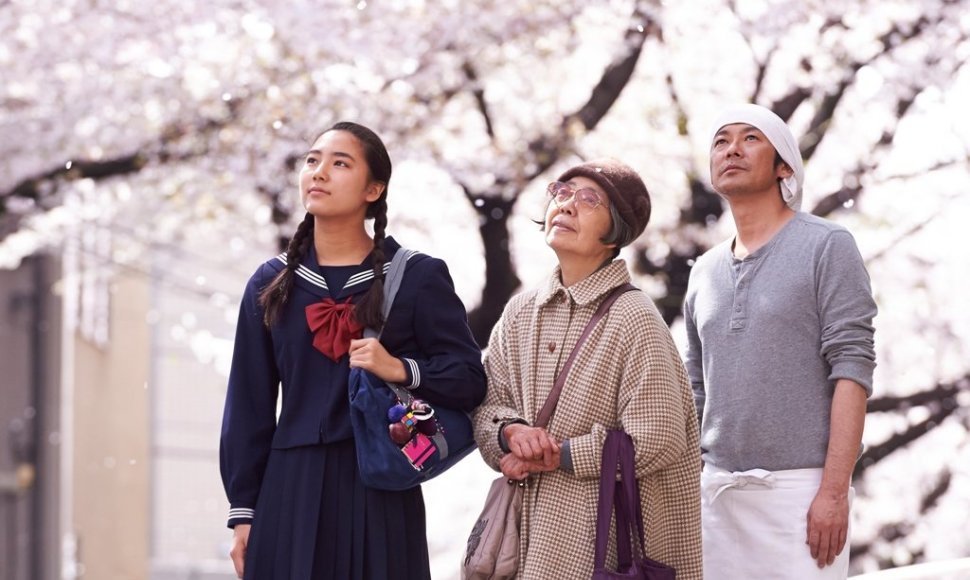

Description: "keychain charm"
386 398 440 468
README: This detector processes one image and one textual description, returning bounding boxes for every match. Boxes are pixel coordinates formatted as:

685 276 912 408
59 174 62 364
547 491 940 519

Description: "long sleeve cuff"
560 439 574 473
227 506 254 529
829 359 875 396
398 357 421 390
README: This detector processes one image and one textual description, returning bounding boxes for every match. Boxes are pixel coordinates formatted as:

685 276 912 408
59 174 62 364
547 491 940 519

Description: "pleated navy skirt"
243 438 431 580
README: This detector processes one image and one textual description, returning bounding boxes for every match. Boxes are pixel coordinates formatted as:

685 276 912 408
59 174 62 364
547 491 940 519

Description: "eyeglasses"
546 181 606 211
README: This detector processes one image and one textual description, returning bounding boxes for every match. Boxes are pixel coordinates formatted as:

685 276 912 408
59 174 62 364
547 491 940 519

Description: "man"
683 103 877 579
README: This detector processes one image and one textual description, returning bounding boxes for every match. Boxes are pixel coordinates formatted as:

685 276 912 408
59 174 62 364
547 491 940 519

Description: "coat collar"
535 259 632 308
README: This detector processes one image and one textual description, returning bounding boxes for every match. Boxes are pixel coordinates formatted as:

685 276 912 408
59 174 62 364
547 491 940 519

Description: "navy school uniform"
220 237 487 580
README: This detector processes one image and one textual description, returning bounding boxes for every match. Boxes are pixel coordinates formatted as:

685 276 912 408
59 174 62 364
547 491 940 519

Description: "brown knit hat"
556 158 652 243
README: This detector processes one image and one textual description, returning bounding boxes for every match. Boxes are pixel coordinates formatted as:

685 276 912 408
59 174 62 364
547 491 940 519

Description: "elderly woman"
472 159 702 579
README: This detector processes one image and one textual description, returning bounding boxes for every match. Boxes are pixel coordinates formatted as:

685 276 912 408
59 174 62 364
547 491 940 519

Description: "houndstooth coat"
472 260 703 580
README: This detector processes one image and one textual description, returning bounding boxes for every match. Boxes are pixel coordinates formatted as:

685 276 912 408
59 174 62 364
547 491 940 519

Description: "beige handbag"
461 476 524 580
461 284 636 579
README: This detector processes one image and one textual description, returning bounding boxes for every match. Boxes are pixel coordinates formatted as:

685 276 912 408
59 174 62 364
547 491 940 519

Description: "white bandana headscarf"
709 104 805 211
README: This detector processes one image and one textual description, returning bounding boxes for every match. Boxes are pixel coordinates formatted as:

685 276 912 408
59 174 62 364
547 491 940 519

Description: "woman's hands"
349 338 407 383
500 453 560 480
500 423 561 480
230 523 250 578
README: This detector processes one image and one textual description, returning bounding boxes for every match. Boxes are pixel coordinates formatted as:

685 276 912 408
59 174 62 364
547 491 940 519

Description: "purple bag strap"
616 432 647 562
534 283 637 428
593 430 645 571
594 430 625 569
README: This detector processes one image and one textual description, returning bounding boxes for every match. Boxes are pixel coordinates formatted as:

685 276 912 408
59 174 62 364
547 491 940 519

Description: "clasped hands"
500 423 561 481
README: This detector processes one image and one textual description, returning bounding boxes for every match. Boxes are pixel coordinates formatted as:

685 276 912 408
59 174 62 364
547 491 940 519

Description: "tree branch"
773 3 945 136
0 104 241 221
851 466 952 562
811 90 919 217
462 61 495 140
920 468 952 513
748 49 774 104
854 382 967 480
462 1 659 344
723 0 777 104
515 1 658 183
571 6 655 132
769 86 812 123
810 183 862 217
798 69 857 161
865 190 964 264
866 374 969 414
2 153 145 214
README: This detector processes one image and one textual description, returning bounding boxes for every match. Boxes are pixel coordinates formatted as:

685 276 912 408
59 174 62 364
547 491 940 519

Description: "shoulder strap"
534 283 638 428
361 248 418 404
363 248 415 341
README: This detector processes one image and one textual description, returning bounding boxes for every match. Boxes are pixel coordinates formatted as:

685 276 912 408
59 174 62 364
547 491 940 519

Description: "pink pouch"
401 433 437 469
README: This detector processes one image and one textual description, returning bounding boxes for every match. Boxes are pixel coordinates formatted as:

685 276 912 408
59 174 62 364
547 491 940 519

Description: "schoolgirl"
220 122 486 579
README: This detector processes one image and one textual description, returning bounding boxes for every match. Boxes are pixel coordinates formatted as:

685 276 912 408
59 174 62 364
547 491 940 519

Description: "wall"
69 269 151 580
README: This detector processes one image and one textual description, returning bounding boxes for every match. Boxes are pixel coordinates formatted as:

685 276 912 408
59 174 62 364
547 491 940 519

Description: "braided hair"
258 212 314 327
257 121 392 330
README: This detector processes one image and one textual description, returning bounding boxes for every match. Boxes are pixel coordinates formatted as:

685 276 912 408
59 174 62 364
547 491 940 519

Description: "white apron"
701 463 854 580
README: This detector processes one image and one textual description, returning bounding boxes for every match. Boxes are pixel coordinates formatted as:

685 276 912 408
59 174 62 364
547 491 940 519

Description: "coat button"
548 342 556 353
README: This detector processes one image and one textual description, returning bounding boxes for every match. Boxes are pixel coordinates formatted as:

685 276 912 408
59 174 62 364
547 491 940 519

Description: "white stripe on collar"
276 253 328 287
275 250 418 292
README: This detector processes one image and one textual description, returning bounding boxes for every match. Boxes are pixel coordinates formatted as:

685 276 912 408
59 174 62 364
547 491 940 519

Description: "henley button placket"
730 261 751 332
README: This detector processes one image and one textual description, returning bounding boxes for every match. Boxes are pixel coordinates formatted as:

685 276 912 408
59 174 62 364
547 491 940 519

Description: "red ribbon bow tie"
305 297 363 361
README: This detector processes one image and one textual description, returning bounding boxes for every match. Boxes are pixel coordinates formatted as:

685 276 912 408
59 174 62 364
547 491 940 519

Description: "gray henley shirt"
684 212 877 472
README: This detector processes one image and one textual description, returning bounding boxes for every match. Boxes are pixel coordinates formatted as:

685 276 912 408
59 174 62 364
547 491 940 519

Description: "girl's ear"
365 182 385 203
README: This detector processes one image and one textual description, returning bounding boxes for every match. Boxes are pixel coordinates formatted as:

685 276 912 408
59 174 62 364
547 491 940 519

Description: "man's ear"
776 160 794 180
